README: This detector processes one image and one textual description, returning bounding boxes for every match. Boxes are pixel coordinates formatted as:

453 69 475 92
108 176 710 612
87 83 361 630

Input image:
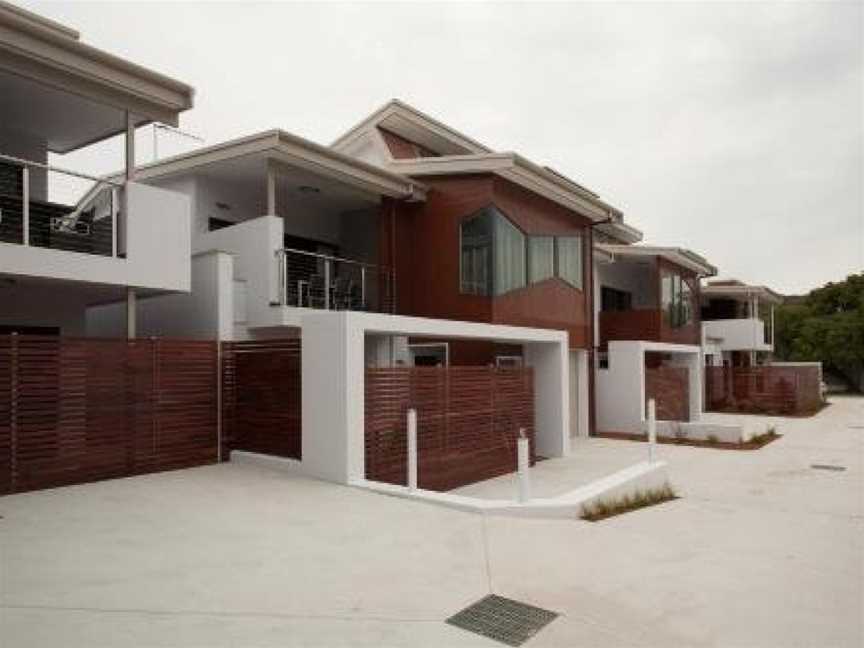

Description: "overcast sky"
24 0 863 294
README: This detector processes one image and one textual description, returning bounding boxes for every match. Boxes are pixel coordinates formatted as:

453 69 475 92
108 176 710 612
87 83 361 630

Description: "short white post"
517 428 530 503
647 398 657 464
407 408 418 491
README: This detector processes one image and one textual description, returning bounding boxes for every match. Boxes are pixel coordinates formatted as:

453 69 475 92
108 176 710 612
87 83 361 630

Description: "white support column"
126 287 137 340
407 408 418 491
517 430 531 503
266 164 277 216
125 112 136 181
770 305 775 346
647 398 657 463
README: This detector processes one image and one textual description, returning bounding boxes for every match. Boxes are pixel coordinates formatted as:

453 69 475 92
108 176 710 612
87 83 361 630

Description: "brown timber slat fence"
220 339 301 460
705 365 822 415
364 366 535 492
0 334 218 495
645 367 690 421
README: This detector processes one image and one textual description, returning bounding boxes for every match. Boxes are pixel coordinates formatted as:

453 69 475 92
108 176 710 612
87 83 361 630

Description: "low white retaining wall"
655 416 778 443
352 460 670 520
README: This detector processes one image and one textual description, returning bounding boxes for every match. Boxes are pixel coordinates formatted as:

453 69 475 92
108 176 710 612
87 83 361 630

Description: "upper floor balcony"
595 244 717 349
700 280 782 353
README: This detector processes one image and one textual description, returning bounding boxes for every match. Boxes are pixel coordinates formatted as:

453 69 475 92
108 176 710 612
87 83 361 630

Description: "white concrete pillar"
647 398 657 463
266 164 277 216
517 431 530 503
524 340 569 458
21 166 29 246
125 112 136 180
407 408 418 491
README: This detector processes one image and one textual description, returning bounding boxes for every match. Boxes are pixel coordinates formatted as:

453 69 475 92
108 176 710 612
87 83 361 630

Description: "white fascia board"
597 244 717 277
0 9 194 125
596 220 644 244
389 153 620 223
331 99 492 155
123 130 427 201
701 285 783 304
339 311 568 345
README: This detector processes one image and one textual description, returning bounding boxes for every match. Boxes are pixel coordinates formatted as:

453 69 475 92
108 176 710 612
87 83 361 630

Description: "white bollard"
517 428 531 503
407 408 418 491
647 398 657 464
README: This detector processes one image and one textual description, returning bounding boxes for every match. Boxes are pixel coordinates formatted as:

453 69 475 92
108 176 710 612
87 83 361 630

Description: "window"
528 237 555 284
493 215 526 294
556 236 583 289
661 270 695 328
601 286 632 312
460 207 525 296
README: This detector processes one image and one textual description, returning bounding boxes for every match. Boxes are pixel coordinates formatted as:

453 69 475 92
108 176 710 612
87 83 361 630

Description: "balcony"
702 318 772 352
276 248 394 314
0 154 191 292
599 309 701 347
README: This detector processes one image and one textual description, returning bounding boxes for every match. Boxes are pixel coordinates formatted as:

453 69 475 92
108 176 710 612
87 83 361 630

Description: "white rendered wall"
0 182 191 292
596 341 702 434
703 318 771 352
193 215 283 329
301 311 569 485
569 350 590 438
86 251 234 339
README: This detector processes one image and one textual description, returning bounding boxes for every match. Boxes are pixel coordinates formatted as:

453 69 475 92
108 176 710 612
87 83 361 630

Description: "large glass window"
460 207 525 296
661 270 695 328
460 211 493 295
556 236 583 289
528 236 555 284
493 215 526 294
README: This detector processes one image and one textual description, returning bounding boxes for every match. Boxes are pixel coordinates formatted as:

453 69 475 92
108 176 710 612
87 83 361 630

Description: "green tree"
774 273 864 391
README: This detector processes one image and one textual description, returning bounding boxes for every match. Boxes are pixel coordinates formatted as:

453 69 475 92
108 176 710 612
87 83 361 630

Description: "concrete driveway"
1 397 861 647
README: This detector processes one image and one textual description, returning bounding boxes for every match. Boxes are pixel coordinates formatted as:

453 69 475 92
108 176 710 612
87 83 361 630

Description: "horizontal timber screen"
645 367 690 421
221 339 301 460
0 334 218 495
364 366 535 491
705 365 822 415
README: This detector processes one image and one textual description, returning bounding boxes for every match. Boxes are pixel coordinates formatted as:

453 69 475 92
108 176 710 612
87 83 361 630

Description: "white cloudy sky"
24 0 864 294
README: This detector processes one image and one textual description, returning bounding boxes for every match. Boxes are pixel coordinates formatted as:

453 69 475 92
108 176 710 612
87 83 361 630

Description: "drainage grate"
446 594 558 647
811 464 846 472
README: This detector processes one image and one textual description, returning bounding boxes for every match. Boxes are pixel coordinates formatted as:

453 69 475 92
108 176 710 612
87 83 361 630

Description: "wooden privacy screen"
221 339 301 460
0 335 218 495
364 366 535 492
645 367 690 421
705 366 822 415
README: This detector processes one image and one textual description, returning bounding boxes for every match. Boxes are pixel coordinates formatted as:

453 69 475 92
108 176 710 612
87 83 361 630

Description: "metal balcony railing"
275 248 395 313
0 152 123 257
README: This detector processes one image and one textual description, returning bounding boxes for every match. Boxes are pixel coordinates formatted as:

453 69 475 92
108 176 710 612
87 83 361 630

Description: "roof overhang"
0 1 194 151
596 220 643 244
388 153 622 223
597 243 718 277
331 99 492 156
702 283 783 304
127 130 426 201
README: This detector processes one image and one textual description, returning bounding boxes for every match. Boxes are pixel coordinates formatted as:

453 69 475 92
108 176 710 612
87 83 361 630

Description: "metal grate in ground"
446 594 558 646
810 464 847 471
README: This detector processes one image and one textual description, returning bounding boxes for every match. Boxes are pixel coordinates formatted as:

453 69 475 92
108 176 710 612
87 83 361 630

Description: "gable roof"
331 99 492 157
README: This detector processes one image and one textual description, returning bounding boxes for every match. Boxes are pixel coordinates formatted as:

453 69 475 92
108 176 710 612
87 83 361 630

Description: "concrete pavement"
1 397 861 647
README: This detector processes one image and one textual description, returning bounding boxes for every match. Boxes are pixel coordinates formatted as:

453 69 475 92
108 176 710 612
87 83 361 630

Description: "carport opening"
364 335 545 492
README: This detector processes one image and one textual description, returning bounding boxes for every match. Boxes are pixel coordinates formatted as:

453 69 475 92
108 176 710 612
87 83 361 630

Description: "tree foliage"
774 273 864 389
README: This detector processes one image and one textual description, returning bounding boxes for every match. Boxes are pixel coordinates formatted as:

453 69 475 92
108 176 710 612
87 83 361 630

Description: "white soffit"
702 284 783 304
598 244 718 276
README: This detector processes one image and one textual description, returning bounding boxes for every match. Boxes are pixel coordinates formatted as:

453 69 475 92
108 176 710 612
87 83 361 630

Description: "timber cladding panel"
364 366 535 491
705 366 821 415
221 339 301 460
391 174 592 349
0 335 218 496
645 366 690 422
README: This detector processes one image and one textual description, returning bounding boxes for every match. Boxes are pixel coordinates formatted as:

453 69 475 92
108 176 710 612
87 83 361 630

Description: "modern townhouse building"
0 0 194 336
701 278 782 367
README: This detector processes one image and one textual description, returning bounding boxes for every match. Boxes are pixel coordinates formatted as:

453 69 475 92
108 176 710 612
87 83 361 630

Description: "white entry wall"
300 311 571 484
596 341 702 435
